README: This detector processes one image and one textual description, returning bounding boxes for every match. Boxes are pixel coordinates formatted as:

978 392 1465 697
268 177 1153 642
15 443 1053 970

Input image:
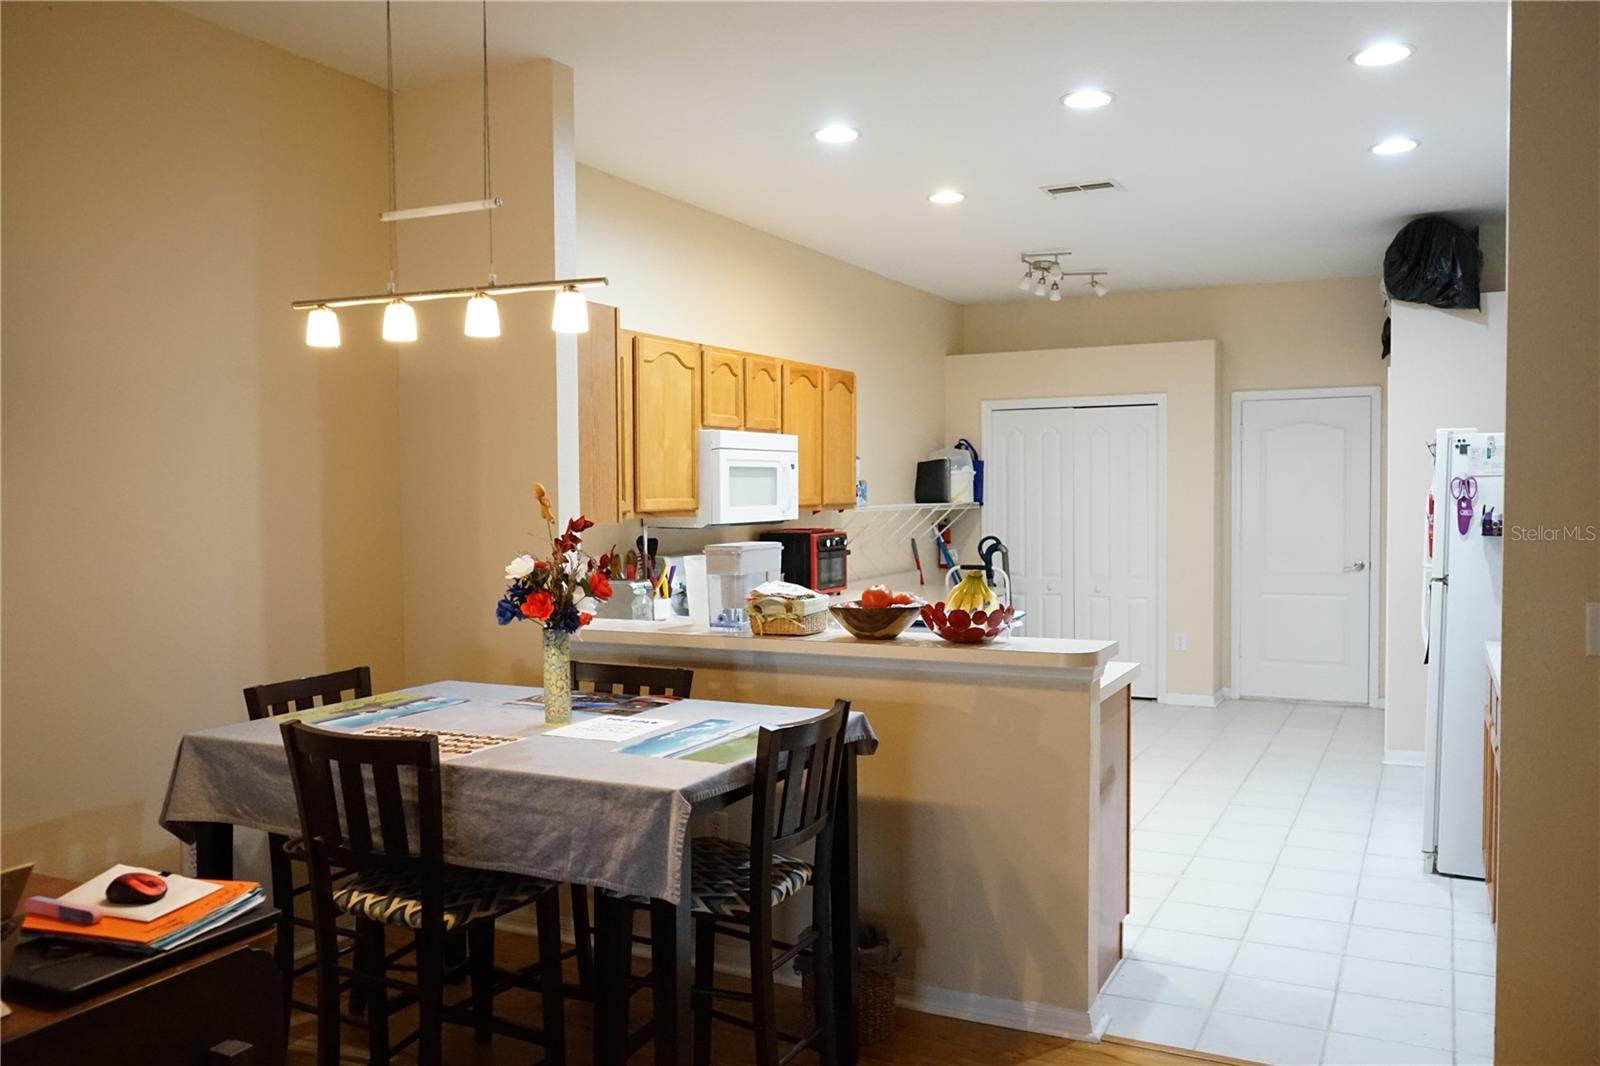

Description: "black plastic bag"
1383 217 1482 310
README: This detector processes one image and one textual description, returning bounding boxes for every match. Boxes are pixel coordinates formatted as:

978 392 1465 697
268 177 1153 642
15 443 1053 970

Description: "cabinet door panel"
783 362 824 508
822 369 857 507
743 354 783 431
634 336 700 513
702 347 744 429
617 331 636 519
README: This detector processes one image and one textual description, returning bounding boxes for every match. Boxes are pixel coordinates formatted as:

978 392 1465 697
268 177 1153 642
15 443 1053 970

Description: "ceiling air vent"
1041 179 1123 199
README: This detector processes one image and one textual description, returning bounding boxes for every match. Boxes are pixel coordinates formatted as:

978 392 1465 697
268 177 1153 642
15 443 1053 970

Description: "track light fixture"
1017 252 1109 302
294 0 606 348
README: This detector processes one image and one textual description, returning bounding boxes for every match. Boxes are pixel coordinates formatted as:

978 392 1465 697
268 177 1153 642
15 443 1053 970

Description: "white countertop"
577 618 1118 680
1101 660 1140 698
1486 641 1501 690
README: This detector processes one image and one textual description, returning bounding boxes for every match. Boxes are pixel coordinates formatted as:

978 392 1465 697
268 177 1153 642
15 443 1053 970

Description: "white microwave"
656 429 799 528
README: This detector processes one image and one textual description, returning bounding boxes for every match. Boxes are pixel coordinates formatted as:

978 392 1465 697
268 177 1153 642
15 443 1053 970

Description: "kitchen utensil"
909 538 925 585
829 601 923 640
920 601 1015 644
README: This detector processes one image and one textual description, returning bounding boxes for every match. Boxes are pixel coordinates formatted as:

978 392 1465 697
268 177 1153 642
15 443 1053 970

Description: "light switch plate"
1587 603 1600 657
1174 631 1188 652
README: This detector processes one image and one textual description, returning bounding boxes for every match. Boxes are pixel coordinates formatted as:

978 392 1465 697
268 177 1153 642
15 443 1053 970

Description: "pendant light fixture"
293 1 605 347
378 2 416 344
551 284 589 334
306 305 341 348
464 0 501 340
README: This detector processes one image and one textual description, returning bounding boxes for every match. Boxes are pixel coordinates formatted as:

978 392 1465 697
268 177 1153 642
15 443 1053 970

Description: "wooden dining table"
159 680 877 1066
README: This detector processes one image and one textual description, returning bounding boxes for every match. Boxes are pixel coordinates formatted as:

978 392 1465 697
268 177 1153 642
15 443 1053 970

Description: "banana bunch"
946 570 998 612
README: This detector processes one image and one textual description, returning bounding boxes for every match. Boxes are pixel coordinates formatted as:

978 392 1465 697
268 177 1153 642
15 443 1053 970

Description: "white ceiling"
176 1 1510 303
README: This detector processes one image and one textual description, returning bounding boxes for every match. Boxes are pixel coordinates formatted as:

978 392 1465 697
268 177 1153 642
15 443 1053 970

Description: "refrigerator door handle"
1343 561 1367 572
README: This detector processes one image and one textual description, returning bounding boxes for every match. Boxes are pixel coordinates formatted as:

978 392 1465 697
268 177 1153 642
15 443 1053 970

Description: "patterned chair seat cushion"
332 865 554 932
686 836 814 919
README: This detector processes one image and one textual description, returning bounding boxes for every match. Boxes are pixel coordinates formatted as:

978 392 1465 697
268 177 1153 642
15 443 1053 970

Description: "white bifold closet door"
987 404 1160 698
1072 406 1160 696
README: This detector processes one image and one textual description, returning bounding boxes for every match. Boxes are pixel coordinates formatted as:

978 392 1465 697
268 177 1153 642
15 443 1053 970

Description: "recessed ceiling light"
1352 42 1414 67
813 124 859 144
1061 89 1113 110
928 189 965 204
1371 137 1419 155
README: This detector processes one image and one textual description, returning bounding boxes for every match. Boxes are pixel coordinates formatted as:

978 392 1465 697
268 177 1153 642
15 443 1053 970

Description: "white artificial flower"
505 554 538 580
577 596 600 616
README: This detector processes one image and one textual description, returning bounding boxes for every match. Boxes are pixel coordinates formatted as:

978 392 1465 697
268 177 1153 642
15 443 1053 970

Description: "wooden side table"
2 874 285 1066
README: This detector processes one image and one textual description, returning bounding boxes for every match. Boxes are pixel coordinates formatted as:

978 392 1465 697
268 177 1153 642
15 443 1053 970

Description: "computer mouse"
105 871 167 905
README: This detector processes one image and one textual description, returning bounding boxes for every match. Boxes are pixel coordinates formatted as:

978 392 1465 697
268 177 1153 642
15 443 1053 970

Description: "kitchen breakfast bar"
574 618 1138 1038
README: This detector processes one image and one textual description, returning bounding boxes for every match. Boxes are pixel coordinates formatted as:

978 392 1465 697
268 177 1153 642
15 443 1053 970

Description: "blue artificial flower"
548 603 583 633
495 593 525 625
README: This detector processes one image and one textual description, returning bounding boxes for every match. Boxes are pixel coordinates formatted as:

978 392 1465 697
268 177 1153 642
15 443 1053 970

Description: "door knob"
1343 562 1367 573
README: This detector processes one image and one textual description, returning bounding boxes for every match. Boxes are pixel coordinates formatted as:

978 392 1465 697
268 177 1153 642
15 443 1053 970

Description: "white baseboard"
1219 687 1237 701
1384 747 1425 767
1161 691 1220 708
896 979 1100 1041
503 915 1101 1042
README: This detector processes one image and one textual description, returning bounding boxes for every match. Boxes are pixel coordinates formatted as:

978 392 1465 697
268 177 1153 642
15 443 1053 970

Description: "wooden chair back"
569 661 694 699
753 699 851 860
243 666 373 721
279 722 445 917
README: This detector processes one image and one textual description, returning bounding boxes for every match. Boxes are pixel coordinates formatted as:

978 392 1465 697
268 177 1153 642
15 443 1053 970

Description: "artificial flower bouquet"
496 483 615 632
496 483 614 722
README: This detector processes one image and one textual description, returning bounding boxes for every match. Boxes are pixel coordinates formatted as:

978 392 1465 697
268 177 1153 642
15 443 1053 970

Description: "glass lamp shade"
464 292 501 338
1048 281 1062 302
381 299 418 342
551 286 589 334
305 306 341 348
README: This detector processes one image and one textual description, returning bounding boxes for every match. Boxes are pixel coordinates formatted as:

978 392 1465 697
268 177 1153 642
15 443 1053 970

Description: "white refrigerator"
1422 429 1505 879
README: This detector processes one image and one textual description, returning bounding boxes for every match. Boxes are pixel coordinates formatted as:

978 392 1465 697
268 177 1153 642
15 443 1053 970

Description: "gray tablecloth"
160 681 876 904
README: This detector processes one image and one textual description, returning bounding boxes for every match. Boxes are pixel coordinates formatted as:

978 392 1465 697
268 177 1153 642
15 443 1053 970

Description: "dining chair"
279 721 567 1066
242 666 372 1018
566 660 695 996
601 699 851 1066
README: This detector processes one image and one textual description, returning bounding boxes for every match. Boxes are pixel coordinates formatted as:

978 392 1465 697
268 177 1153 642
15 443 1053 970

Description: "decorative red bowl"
919 601 1015 644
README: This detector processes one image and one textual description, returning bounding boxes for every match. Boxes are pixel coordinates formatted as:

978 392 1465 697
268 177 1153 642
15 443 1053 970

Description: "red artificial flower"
521 590 554 622
588 571 613 601
578 612 594 627
570 515 595 534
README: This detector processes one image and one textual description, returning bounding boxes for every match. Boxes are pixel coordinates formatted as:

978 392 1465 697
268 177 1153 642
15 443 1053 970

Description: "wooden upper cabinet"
743 354 783 432
576 304 622 524
783 362 824 508
633 335 701 514
616 329 636 520
822 369 857 507
701 347 744 429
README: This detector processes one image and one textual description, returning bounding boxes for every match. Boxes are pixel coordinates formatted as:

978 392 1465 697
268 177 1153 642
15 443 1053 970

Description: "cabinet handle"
1343 561 1367 573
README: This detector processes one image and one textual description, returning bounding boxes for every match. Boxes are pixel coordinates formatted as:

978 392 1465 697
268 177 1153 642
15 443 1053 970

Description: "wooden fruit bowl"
920 601 1015 644
829 601 923 640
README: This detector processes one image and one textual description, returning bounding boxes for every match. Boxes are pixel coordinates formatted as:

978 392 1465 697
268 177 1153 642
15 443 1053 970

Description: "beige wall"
1495 3 1600 1062
391 61 578 690
944 343 1220 699
1 3 403 876
1382 296 1506 753
962 278 1387 694
575 166 962 575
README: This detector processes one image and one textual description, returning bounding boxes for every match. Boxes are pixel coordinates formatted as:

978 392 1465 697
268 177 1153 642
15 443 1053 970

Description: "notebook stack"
21 864 264 955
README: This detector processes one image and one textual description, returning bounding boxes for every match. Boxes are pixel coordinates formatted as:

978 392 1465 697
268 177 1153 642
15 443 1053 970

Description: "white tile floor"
1104 699 1496 1066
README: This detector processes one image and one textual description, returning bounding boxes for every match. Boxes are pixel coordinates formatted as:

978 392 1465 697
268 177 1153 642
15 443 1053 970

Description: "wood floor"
283 931 1221 1066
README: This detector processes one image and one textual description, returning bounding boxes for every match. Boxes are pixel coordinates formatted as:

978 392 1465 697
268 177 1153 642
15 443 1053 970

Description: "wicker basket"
796 923 900 1046
747 609 830 636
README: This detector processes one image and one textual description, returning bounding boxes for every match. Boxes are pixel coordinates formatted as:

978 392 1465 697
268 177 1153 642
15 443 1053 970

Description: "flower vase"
541 627 573 725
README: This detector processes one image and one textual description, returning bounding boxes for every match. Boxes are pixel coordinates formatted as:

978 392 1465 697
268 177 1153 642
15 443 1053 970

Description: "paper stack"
22 864 264 954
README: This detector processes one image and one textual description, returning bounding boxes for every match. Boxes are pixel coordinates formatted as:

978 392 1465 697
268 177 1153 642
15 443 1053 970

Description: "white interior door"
1073 406 1160 699
988 408 1073 636
1235 393 1375 703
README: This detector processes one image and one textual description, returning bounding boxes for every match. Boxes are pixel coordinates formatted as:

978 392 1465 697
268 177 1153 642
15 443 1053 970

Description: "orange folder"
22 878 259 948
